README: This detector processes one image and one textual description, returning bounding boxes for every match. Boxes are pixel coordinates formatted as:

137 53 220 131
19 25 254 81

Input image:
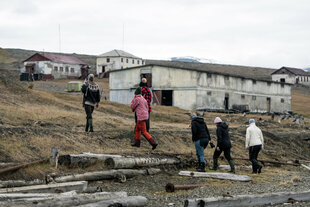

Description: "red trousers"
135 121 152 141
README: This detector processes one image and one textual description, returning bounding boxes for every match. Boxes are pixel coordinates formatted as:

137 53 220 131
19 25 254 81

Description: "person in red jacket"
131 87 158 150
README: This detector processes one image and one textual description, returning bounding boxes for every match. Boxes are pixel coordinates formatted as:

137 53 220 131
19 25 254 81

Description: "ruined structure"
110 60 291 113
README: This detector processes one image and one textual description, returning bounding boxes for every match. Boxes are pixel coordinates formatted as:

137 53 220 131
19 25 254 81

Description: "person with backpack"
210 117 235 173
81 74 100 132
139 78 152 132
131 87 158 150
190 113 212 172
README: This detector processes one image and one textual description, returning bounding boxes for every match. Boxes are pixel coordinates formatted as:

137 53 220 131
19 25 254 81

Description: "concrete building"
20 53 88 81
110 60 291 113
96 49 144 78
271 66 310 86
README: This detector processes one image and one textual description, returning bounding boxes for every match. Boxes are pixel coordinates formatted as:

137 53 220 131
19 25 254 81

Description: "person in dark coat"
210 117 235 173
81 74 100 132
190 114 211 172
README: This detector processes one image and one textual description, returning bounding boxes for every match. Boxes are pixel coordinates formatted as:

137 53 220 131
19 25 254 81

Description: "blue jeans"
195 140 205 162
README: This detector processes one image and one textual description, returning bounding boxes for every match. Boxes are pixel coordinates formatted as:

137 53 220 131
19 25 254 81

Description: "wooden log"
179 171 252 182
233 157 300 166
0 181 87 194
78 195 148 207
0 159 48 175
0 192 128 207
0 179 44 188
184 190 310 207
105 157 180 169
58 153 122 168
52 168 161 183
301 164 310 171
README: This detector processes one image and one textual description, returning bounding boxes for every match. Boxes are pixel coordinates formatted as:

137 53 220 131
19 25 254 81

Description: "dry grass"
292 87 310 117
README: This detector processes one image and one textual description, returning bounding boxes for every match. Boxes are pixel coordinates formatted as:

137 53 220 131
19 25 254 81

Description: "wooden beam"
0 159 48 175
184 190 310 207
179 171 252 182
0 179 44 188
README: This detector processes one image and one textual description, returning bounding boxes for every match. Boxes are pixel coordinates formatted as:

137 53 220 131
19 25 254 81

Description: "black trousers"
213 147 232 161
84 105 94 119
249 145 262 173
135 111 150 132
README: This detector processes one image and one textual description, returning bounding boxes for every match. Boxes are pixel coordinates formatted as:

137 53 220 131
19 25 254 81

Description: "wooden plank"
179 171 252 182
78 196 148 207
0 181 87 194
105 157 180 169
0 179 44 188
184 190 310 207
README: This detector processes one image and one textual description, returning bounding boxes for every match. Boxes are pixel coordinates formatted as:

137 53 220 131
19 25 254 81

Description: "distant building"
271 67 310 85
96 49 144 78
20 53 89 81
110 60 291 113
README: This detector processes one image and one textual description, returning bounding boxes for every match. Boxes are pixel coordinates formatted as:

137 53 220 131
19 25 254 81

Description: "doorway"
224 93 229 110
162 90 173 106
267 97 271 113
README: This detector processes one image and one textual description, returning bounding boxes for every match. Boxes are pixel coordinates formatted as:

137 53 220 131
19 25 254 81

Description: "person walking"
131 87 158 150
190 114 211 172
246 119 264 174
139 78 152 132
81 74 100 132
210 117 235 173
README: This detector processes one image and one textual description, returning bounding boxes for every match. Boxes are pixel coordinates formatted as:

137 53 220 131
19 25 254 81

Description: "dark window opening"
241 95 245 99
102 66 105 73
207 91 212 95
126 59 128 63
280 78 285 83
224 97 229 110
65 66 69 72
132 59 135 64
107 58 110 63
281 98 284 103
137 60 140 64
54 66 58 71
207 73 212 78
60 67 63 72
121 58 123 62
162 90 173 106
70 68 74 73
253 80 257 84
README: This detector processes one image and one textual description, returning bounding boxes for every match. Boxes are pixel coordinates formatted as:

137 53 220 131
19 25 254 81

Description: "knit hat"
214 117 222 124
190 113 197 120
249 119 255 124
135 87 142 95
142 78 147 83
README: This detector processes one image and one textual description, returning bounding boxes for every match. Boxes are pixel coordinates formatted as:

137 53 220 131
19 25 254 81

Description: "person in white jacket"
246 119 264 173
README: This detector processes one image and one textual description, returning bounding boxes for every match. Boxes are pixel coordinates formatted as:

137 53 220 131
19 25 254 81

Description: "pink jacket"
131 95 149 121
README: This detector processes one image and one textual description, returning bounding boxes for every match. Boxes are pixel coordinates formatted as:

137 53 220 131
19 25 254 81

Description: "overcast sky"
0 0 309 69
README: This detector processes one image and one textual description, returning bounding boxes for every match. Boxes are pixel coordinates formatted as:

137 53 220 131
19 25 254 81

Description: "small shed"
67 81 83 92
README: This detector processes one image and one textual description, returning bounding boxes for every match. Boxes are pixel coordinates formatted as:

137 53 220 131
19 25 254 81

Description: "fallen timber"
166 183 208 192
0 159 48 175
0 181 88 194
78 195 148 207
50 168 161 183
105 157 180 169
184 190 310 207
0 191 129 207
58 153 123 168
233 157 300 166
179 171 252 182
0 179 44 188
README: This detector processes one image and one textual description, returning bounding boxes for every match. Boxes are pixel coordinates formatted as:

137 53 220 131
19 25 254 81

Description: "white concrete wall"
272 74 310 86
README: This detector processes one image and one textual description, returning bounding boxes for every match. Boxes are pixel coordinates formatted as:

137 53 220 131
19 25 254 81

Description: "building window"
142 60 144 64
132 59 135 64
137 60 140 64
65 66 69 72
253 80 257 84
207 91 212 95
70 68 75 73
281 98 284 103
126 59 128 63
207 73 212 78
252 96 256 100
107 58 110 63
121 58 123 63
60 67 63 72
224 76 229 80
241 95 245 99
54 66 58 71
280 78 285 83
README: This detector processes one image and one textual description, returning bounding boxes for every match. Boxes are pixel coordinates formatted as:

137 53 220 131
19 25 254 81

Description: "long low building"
109 60 291 113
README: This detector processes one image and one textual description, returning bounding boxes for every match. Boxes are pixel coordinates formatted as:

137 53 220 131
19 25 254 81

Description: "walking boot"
209 158 218 171
228 160 235 173
85 119 89 132
197 162 206 172
147 137 158 150
89 119 94 132
131 139 140 147
258 165 262 174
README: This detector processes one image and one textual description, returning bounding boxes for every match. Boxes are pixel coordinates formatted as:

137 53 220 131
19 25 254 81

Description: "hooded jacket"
246 123 264 148
191 117 211 142
216 122 231 149
131 95 149 121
